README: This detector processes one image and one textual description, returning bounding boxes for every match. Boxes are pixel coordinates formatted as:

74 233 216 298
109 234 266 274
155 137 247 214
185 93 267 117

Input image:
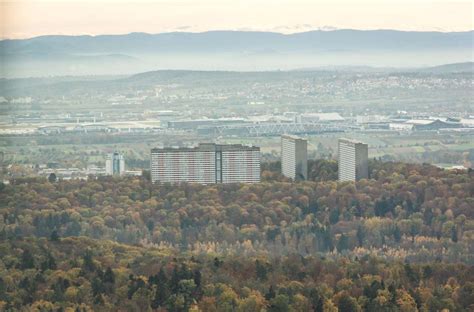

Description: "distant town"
1 70 473 182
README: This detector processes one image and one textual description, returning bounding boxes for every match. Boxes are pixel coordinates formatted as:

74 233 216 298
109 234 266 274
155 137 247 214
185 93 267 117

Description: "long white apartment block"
151 143 260 184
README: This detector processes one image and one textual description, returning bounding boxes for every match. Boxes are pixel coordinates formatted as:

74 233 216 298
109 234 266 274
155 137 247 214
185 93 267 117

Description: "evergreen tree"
356 225 366 247
152 283 168 309
193 269 202 289
103 267 115 294
50 230 60 242
255 260 268 281
329 209 340 224
269 294 290 312
157 267 168 285
337 292 359 312
82 249 96 272
20 249 35 269
308 288 323 312
265 285 276 301
48 173 57 183
451 225 458 243
91 276 104 298
170 266 180 293
404 262 419 285
41 252 57 271
0 277 6 301
364 280 382 300
103 267 115 284
393 225 402 243
151 269 169 309
337 234 349 252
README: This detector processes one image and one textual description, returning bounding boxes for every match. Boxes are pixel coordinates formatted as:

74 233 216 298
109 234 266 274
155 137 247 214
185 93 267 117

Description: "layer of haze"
1 0 473 39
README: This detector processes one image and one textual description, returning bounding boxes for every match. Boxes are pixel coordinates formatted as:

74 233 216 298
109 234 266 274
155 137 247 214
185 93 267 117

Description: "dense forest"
0 160 473 311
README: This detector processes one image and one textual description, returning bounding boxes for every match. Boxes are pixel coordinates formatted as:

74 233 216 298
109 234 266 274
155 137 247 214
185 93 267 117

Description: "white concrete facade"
281 135 308 180
338 139 368 182
151 143 260 184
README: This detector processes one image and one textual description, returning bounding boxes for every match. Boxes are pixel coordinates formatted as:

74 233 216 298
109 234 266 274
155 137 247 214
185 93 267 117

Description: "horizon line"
2 27 474 41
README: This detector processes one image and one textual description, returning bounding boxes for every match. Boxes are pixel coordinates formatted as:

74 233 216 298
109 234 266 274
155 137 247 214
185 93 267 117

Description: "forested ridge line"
0 160 473 310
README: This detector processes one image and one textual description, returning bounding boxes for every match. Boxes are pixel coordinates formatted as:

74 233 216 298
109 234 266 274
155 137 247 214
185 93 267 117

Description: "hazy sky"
1 0 473 39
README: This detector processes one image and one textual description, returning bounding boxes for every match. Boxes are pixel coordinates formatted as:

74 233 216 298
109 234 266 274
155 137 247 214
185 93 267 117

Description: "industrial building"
167 118 246 130
298 112 345 123
281 135 308 180
338 139 368 182
407 119 462 131
151 143 260 184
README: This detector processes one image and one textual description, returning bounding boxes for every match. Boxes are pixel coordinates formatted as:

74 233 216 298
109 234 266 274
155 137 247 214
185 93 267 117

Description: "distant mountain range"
418 62 474 73
1 30 473 77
